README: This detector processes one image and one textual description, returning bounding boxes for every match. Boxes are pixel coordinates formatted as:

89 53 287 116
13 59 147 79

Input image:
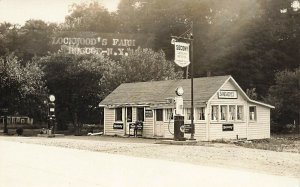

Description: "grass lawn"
234 135 300 153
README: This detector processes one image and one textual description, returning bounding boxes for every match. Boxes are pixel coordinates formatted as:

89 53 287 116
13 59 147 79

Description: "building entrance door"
125 107 132 135
154 109 164 137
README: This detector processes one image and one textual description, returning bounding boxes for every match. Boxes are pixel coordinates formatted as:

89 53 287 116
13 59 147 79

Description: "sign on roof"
174 42 190 67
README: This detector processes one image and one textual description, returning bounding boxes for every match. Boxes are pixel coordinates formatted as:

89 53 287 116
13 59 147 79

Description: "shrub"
16 128 23 136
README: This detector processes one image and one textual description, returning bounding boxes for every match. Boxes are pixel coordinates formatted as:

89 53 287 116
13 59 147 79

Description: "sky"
0 0 120 25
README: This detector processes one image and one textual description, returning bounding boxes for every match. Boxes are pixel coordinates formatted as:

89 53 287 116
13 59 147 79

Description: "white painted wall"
143 109 154 137
207 80 271 140
247 105 271 139
104 107 125 136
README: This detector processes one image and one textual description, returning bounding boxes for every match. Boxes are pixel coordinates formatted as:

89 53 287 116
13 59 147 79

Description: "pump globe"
175 87 184 96
49 95 55 102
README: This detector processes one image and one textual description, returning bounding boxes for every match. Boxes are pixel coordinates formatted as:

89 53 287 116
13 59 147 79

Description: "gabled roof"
100 75 231 106
220 77 275 108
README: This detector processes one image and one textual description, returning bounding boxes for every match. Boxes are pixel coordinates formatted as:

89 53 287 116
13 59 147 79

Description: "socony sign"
174 42 190 67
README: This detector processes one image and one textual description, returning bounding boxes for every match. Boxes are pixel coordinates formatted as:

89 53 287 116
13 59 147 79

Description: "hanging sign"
174 42 190 67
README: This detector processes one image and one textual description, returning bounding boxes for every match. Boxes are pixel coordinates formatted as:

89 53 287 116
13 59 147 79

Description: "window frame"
156 109 163 121
228 105 236 121
136 107 145 122
249 106 257 121
115 107 123 122
165 108 174 122
211 105 219 121
196 107 205 121
220 105 227 121
127 107 132 122
237 105 244 121
185 108 192 121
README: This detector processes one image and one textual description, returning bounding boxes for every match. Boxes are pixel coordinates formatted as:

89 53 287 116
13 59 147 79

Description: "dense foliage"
35 53 113 129
265 68 300 132
0 54 47 121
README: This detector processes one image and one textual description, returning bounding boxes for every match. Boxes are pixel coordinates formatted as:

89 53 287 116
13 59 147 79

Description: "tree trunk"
3 115 8 134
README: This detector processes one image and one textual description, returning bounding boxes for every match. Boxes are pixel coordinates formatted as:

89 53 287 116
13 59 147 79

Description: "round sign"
175 87 184 96
180 125 185 133
49 95 55 102
171 38 176 45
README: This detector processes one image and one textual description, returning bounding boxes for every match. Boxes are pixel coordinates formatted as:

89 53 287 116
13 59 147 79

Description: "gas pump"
174 87 185 141
48 95 56 135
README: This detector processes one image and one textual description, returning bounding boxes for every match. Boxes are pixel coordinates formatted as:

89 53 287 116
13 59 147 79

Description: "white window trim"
164 108 174 122
211 105 219 122
114 107 123 123
155 109 164 122
195 107 206 122
136 107 145 122
236 105 244 122
228 105 236 121
220 105 227 122
209 104 246 123
249 105 257 122
184 108 192 122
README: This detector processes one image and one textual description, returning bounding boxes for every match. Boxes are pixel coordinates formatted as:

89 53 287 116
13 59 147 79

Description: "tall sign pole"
190 21 195 140
172 20 195 140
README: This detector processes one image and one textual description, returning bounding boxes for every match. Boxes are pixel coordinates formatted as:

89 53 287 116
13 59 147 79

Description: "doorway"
154 109 164 137
125 107 132 135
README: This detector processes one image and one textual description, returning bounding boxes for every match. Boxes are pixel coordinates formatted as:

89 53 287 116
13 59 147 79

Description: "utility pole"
171 20 195 140
3 108 8 134
190 21 195 140
3 59 8 134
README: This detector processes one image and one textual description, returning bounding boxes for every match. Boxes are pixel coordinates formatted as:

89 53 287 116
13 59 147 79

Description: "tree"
36 52 116 130
265 68 300 133
246 88 258 100
117 0 210 60
0 23 21 58
0 54 47 122
0 20 57 62
64 2 118 33
104 48 183 86
18 20 57 62
0 22 13 56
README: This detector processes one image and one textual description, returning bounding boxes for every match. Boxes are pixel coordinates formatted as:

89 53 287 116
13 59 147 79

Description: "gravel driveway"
1 135 299 179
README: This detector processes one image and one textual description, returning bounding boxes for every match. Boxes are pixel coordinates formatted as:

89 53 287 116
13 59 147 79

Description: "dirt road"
0 136 299 179
1 139 299 187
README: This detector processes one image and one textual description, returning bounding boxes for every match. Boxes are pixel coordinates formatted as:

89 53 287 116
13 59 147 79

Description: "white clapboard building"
99 75 274 141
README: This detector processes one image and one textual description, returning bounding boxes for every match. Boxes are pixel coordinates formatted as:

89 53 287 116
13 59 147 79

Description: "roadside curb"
155 139 197 145
37 134 65 138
